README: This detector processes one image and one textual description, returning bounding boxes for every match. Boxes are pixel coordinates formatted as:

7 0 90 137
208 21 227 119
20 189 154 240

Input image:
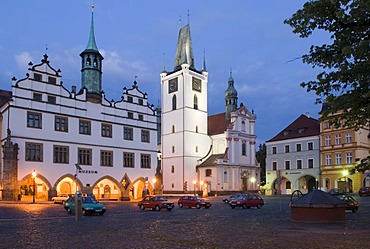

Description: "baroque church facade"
0 8 158 201
160 21 259 195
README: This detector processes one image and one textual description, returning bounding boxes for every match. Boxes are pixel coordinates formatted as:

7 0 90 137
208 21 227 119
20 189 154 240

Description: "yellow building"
320 111 370 193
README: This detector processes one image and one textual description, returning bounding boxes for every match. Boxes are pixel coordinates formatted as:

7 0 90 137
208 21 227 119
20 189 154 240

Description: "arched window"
242 143 247 156
172 125 175 133
286 181 291 189
171 165 175 173
86 57 91 66
194 95 198 110
223 170 228 182
172 146 175 153
93 57 98 67
241 121 246 132
172 95 177 110
195 146 198 153
195 126 198 133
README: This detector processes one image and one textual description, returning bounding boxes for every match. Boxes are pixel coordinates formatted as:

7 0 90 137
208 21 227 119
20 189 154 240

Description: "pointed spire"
162 53 167 73
85 4 99 51
202 49 207 72
174 17 195 70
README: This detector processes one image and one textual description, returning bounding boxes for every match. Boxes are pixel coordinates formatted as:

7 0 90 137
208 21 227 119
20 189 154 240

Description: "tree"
256 143 266 185
284 0 369 130
285 0 370 172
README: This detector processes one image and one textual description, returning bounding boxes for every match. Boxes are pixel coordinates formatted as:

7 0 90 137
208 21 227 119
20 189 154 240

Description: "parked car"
358 186 370 197
64 196 106 215
229 194 264 209
138 196 174 211
327 188 345 196
51 193 70 204
222 193 247 204
336 195 359 213
178 196 212 209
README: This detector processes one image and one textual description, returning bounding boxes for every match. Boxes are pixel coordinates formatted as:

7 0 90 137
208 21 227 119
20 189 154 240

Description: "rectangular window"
326 155 332 166
53 145 69 164
297 159 302 169
296 144 302 152
308 142 313 150
138 114 144 121
284 145 290 153
325 136 331 146
272 146 277 154
324 122 330 129
25 142 43 161
101 123 112 138
141 154 151 168
55 116 68 132
34 73 42 81
206 169 212 177
335 153 342 165
285 161 290 170
128 112 134 119
27 112 42 128
33 93 42 102
345 133 352 144
272 161 277 171
138 99 143 105
335 134 341 145
141 130 150 143
79 120 91 135
346 153 352 164
48 76 56 84
308 159 314 168
123 152 135 168
127 96 133 103
48 95 56 104
78 148 92 165
100 150 113 167
124 127 133 140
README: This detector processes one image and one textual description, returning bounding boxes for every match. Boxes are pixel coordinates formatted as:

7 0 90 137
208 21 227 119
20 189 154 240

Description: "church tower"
160 17 211 193
225 70 238 120
80 5 104 103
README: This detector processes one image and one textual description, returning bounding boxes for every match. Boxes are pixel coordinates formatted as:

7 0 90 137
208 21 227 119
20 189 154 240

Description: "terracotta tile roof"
208 112 229 136
0 90 11 107
267 114 320 142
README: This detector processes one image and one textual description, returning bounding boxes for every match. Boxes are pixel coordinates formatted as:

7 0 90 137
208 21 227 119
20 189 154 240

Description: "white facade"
0 55 157 200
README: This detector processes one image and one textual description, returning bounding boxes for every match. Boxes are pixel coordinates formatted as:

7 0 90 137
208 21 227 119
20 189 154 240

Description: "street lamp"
153 178 157 195
200 181 204 197
193 180 197 196
31 170 37 203
342 170 349 193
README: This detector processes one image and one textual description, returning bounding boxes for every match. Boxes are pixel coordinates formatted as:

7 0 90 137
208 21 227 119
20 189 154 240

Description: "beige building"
320 110 370 192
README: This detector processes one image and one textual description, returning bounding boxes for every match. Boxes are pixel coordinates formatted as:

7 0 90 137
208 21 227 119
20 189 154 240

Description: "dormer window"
298 128 305 134
48 76 56 85
283 131 289 136
138 99 143 105
128 96 133 103
34 73 42 82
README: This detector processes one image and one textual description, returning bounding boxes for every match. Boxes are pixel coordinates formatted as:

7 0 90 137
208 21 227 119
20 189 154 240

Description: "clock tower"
160 21 211 193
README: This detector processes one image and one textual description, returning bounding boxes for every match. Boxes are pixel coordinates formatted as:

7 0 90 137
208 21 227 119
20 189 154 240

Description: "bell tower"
80 5 104 103
160 16 211 193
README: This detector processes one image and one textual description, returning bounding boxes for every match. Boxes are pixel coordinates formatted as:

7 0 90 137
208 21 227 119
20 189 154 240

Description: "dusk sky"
0 1 329 146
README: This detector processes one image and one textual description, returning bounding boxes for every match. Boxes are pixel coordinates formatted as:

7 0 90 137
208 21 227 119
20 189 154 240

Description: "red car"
359 186 370 197
138 196 174 211
178 196 212 209
229 194 264 209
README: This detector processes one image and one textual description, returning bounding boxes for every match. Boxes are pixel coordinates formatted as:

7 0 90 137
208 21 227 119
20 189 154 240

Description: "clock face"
169 78 178 93
192 77 201 92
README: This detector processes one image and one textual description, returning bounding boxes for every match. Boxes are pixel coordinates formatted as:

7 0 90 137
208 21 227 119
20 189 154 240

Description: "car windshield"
155 196 167 201
83 196 98 203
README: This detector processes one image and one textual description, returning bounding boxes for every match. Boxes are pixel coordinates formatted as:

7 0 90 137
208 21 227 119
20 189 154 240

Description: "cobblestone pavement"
0 195 369 249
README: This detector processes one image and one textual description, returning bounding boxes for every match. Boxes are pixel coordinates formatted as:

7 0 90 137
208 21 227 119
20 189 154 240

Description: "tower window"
34 73 42 82
86 57 91 66
172 95 177 110
171 165 175 173
242 143 246 156
194 95 198 110
172 125 175 133
48 76 56 85
196 126 198 133
172 146 175 153
33 93 42 102
93 57 98 67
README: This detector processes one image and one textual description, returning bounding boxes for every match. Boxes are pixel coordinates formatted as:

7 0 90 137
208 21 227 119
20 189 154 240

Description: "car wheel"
247 206 251 209
155 205 161 211
242 204 247 209
179 203 183 208
140 204 145 210
205 206 210 209
196 204 201 209
67 207 72 214
257 204 262 209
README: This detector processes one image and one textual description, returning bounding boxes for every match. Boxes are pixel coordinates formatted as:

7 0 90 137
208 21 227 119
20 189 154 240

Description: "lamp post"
153 178 157 195
342 169 349 193
193 180 197 196
31 170 37 203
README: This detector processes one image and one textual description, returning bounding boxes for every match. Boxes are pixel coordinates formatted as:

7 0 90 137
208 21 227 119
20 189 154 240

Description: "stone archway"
130 177 152 200
53 174 82 197
298 175 318 194
92 175 122 200
19 173 52 201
